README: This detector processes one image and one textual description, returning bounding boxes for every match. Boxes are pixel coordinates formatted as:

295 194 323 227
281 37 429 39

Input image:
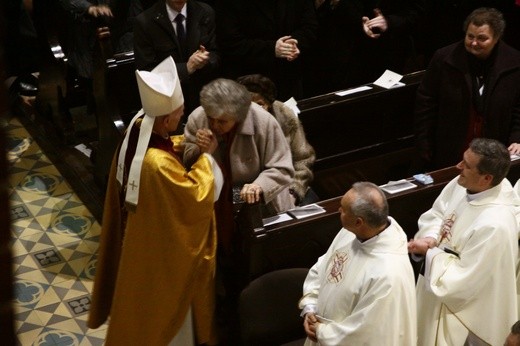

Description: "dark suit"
134 0 220 115
216 0 317 101
304 0 425 97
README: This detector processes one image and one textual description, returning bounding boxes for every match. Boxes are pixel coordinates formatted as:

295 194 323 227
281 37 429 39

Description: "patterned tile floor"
6 117 107 345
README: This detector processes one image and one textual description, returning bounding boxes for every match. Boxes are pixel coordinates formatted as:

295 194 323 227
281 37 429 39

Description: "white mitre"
116 56 184 207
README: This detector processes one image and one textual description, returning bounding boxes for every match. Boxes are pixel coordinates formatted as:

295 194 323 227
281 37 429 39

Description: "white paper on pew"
380 179 417 194
335 85 372 97
284 97 300 115
511 154 520 161
390 81 406 88
287 203 326 219
262 213 293 227
373 70 403 89
75 143 92 158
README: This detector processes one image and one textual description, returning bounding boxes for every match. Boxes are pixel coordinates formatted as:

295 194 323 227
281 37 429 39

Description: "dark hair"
463 7 505 39
349 182 388 228
236 74 277 105
512 320 520 335
469 138 510 186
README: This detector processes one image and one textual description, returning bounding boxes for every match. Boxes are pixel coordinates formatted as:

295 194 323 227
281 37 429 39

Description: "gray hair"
469 138 510 186
199 78 252 122
349 182 389 228
463 7 505 39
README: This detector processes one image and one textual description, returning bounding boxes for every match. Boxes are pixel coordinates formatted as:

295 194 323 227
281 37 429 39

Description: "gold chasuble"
88 134 218 345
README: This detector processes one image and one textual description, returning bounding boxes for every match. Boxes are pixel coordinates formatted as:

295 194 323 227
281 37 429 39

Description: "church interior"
1 1 520 345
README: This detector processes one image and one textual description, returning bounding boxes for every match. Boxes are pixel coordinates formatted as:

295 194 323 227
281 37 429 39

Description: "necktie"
174 14 187 54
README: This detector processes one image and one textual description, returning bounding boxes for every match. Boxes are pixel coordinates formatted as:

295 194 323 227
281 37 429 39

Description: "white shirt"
166 3 187 36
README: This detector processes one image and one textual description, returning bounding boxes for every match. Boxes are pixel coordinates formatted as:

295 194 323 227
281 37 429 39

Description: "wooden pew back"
297 71 424 199
298 71 423 159
92 29 140 186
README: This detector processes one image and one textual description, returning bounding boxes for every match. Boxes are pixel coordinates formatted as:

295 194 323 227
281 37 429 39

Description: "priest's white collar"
465 183 499 202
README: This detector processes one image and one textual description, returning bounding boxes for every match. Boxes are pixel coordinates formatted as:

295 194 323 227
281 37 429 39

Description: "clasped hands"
407 237 437 256
195 128 217 154
275 36 300 61
88 5 113 18
303 312 319 343
508 143 520 155
187 45 210 74
362 8 387 39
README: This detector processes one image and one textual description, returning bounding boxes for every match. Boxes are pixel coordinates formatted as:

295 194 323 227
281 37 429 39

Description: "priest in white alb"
299 182 417 345
409 138 520 345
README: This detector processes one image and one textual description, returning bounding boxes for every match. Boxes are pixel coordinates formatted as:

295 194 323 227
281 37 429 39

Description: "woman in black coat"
414 7 520 171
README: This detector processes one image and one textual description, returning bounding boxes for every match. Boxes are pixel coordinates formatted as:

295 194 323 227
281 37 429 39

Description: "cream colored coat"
184 103 295 212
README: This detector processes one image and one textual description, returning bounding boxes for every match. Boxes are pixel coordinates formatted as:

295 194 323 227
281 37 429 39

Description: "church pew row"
299 70 424 199
236 162 520 283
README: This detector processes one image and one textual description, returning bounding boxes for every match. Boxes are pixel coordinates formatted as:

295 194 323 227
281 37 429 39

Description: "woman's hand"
240 183 263 204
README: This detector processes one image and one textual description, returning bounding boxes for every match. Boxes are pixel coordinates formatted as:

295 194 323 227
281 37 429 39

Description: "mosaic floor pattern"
5 117 107 345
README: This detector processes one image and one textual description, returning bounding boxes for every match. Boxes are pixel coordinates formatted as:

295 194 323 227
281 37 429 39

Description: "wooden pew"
32 0 72 141
297 70 425 199
236 162 520 283
34 1 115 144
92 29 140 187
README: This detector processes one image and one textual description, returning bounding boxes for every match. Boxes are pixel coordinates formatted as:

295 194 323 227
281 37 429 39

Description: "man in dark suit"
216 0 317 101
304 0 424 97
134 0 220 116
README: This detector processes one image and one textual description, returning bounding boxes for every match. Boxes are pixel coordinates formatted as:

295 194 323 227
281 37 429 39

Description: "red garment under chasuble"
214 127 237 254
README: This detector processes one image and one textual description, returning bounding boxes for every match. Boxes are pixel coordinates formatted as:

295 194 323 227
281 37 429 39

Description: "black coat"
303 0 425 96
216 0 317 100
414 40 520 170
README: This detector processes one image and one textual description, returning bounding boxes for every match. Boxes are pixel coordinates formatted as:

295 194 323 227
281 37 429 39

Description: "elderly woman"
237 74 317 205
184 78 295 252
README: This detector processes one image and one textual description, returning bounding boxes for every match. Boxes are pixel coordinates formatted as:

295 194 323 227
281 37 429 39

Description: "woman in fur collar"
237 74 317 205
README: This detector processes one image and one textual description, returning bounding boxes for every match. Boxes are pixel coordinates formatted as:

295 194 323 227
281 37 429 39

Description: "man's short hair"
350 182 388 228
469 138 510 186
463 7 505 39
512 320 520 335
